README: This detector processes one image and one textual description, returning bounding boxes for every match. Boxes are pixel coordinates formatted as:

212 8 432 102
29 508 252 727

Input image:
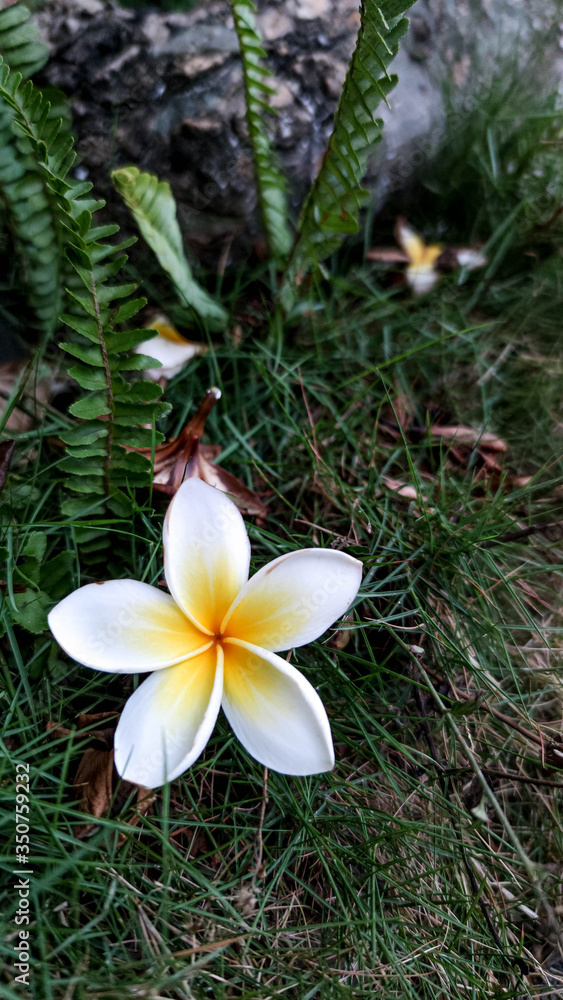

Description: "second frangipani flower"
48 480 362 788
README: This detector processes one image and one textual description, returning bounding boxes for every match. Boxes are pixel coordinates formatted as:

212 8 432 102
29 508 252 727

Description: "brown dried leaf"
392 381 413 432
74 747 114 835
329 611 354 651
430 425 508 452
46 715 155 841
381 476 424 502
365 248 409 263
381 476 435 514
0 440 15 494
194 448 268 519
131 387 267 517
0 362 55 432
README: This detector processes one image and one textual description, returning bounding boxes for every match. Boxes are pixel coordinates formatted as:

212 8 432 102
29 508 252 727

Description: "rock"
258 7 293 41
287 0 331 20
153 25 239 57
141 13 170 50
179 52 230 79
33 0 563 269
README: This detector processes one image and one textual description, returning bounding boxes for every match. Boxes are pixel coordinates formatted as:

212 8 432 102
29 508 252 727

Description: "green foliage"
0 3 49 79
283 0 416 300
0 100 63 334
230 0 292 261
0 4 62 335
2 64 563 999
2 529 74 635
112 166 228 328
0 54 171 533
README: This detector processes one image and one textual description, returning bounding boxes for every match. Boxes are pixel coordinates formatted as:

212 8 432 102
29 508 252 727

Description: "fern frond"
112 166 228 329
230 0 292 261
0 55 171 527
0 4 49 80
0 6 63 333
282 0 415 300
0 102 62 333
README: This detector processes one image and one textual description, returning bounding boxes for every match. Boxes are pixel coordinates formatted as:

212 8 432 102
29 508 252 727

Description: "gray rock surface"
35 0 562 265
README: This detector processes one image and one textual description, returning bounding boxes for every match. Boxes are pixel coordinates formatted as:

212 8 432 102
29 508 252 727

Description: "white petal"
406 264 440 295
48 580 210 673
221 548 362 651
114 644 223 787
455 248 487 270
396 219 427 263
163 479 250 634
135 333 204 381
222 638 334 775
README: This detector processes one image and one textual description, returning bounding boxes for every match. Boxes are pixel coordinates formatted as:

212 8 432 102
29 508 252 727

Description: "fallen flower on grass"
366 217 487 295
48 479 362 788
136 313 206 382
132 386 267 517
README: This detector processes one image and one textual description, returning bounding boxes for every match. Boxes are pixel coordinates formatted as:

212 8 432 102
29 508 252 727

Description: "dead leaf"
392 380 413 432
74 747 114 831
365 248 409 263
131 387 268 518
430 425 508 452
381 476 427 503
0 439 15 494
0 361 59 432
47 714 155 841
329 611 354 651
192 447 267 518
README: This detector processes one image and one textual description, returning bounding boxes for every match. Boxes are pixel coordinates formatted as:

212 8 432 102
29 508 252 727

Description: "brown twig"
254 766 268 880
445 767 563 791
172 935 247 958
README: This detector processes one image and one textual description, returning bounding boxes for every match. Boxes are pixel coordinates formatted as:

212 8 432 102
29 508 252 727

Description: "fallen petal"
136 315 206 381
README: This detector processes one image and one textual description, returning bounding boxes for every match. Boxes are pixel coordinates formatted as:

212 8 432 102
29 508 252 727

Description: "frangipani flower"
136 314 206 382
366 217 486 296
395 219 443 295
48 480 362 788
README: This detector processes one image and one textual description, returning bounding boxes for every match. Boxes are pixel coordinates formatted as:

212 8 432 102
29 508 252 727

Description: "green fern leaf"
0 4 49 80
0 55 172 523
0 7 74 334
230 0 292 261
282 0 415 301
111 166 228 328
